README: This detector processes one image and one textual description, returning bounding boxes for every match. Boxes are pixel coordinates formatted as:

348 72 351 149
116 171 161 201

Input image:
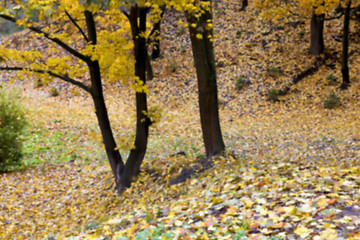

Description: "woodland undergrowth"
0 0 360 239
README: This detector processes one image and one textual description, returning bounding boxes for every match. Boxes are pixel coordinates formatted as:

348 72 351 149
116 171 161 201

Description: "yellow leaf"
294 225 311 238
316 197 328 208
318 228 338 240
285 206 297 215
226 205 239 216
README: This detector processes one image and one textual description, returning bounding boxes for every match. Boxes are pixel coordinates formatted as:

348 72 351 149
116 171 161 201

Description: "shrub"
34 78 44 88
49 86 59 97
166 61 178 73
267 88 280 102
323 91 341 109
298 30 305 39
266 67 283 78
326 73 338 86
0 87 27 172
235 76 250 90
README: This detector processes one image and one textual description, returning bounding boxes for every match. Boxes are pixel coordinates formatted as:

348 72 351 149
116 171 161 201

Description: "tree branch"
122 10 130 20
0 66 92 93
65 10 89 42
325 12 344 21
146 6 165 44
0 14 90 63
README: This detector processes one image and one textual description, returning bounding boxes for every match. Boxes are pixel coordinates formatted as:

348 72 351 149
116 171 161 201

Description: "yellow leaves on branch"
133 78 149 93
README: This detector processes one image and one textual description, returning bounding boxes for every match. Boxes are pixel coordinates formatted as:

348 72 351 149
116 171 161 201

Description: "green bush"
326 73 338 86
266 67 283 78
323 91 341 109
235 76 249 90
49 86 60 97
0 88 27 172
267 88 280 102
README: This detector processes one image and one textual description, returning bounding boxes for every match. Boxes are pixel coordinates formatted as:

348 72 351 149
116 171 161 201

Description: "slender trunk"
120 6 150 190
310 13 325 55
151 21 161 59
240 0 248 11
85 10 124 192
186 0 225 158
341 0 351 89
89 61 124 186
146 52 153 81
151 7 165 59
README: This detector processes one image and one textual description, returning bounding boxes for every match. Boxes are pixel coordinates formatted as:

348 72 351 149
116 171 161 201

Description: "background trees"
256 0 360 88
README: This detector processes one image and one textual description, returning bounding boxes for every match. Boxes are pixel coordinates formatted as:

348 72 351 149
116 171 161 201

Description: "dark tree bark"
146 52 153 81
240 0 248 11
85 10 124 192
151 7 165 59
341 0 351 89
186 0 225 158
310 13 325 55
119 5 151 190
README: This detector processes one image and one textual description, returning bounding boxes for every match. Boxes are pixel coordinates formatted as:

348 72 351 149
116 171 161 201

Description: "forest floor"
1 0 360 239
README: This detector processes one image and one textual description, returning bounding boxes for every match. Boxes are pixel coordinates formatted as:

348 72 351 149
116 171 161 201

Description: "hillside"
0 0 360 239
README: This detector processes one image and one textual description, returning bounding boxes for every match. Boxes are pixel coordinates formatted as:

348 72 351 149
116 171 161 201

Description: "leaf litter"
0 0 360 239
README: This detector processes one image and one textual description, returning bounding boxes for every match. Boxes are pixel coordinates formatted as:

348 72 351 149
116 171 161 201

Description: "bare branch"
65 10 89 42
0 66 92 93
0 14 90 63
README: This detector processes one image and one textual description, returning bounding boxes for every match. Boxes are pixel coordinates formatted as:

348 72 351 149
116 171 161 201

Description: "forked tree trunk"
186 0 225 158
341 0 351 89
85 10 124 192
120 6 151 190
310 13 325 55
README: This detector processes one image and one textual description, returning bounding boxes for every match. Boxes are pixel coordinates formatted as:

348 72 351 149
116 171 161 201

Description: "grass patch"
267 88 280 102
234 76 250 90
326 73 338 86
166 61 179 73
323 91 341 109
266 67 283 78
22 125 95 167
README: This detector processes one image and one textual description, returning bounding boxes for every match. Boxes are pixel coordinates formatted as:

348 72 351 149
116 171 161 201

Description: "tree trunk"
151 10 163 60
120 6 150 190
341 0 351 89
85 10 124 192
240 0 248 11
146 52 153 81
186 0 225 158
310 13 325 55
89 61 124 187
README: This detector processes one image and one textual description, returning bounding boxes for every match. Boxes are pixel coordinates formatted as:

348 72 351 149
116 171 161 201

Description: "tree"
185 0 225 158
0 1 153 193
310 12 325 55
340 0 352 89
241 0 248 11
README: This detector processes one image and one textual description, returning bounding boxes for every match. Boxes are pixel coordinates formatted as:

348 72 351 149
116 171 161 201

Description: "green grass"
22 124 97 167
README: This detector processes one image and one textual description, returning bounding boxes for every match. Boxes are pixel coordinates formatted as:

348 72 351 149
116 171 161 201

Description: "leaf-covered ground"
1 0 360 239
